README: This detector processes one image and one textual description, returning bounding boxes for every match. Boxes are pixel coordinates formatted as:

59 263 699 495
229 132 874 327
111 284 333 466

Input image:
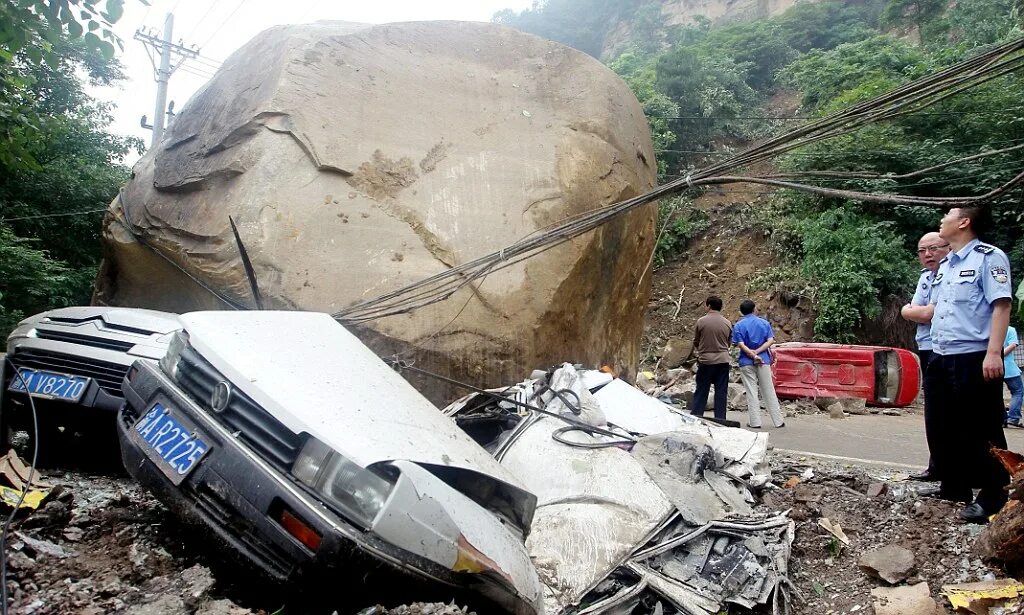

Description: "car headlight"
292 437 395 528
159 330 189 380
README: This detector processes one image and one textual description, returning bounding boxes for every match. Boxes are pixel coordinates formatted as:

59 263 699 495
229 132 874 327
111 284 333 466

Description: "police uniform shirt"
911 268 937 351
929 239 1013 356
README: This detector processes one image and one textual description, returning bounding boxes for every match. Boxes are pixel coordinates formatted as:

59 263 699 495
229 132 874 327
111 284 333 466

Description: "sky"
92 0 534 159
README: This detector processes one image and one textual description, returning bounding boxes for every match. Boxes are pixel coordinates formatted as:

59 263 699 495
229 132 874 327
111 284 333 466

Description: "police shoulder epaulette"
974 244 995 254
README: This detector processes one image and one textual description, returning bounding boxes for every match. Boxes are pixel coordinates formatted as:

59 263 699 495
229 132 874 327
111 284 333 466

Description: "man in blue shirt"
901 231 950 481
921 206 1013 523
1004 326 1022 427
731 299 785 429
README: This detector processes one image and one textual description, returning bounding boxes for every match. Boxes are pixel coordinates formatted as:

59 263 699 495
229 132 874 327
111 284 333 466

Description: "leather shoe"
959 502 990 524
909 470 939 482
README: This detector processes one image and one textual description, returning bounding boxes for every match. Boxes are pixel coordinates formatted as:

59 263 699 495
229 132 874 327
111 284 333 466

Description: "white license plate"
132 403 211 485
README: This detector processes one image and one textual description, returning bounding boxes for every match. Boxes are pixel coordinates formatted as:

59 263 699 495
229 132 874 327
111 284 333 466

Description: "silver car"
3 306 180 462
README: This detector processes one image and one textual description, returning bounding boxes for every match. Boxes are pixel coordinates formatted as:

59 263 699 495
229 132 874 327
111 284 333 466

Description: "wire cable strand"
0 360 40 615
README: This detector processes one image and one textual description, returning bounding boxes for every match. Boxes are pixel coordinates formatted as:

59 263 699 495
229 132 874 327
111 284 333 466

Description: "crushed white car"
117 311 542 613
444 364 794 615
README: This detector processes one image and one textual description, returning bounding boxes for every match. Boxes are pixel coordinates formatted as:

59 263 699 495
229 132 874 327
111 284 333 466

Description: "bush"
795 207 916 341
653 197 709 267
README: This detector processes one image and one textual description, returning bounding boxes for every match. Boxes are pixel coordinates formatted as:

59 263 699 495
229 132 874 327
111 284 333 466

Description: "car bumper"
3 339 135 419
119 361 539 613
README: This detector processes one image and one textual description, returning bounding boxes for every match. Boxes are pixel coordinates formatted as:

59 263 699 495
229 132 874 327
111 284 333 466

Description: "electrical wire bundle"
331 35 1024 324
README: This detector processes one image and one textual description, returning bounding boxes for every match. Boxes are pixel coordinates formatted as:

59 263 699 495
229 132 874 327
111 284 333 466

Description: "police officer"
924 206 1012 523
901 232 950 481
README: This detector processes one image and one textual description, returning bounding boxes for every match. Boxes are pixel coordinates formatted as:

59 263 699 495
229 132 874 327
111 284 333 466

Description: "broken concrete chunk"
871 582 941 615
867 482 888 498
828 403 846 419
840 397 869 415
181 564 216 602
636 371 657 393
859 545 915 584
125 595 188 615
727 382 747 410
661 337 692 368
195 599 255 615
14 532 69 559
664 367 693 383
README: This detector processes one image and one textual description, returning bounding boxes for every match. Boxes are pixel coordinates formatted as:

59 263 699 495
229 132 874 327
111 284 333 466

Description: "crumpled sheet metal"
498 416 675 613
592 378 769 480
444 368 790 615
627 515 795 613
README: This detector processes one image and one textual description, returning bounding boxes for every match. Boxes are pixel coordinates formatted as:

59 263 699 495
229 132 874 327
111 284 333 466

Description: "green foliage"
0 225 73 333
653 197 709 267
0 0 129 66
746 265 818 308
0 26 138 336
880 0 945 33
796 208 917 341
943 0 1020 48
609 49 679 176
780 36 928 110
494 0 1024 339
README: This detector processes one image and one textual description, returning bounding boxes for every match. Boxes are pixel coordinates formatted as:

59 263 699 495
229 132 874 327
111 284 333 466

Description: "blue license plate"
133 403 210 484
7 368 91 402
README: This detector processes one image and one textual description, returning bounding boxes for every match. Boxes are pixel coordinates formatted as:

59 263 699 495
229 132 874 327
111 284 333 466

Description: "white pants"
739 364 784 427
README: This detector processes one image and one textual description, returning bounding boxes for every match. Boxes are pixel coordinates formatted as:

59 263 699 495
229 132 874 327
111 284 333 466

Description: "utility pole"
135 13 199 146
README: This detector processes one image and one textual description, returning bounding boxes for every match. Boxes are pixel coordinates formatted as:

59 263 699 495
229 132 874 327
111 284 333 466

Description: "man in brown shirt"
691 296 733 420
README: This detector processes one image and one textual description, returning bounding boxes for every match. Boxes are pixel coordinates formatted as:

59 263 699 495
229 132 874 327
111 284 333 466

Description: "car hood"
179 311 529 492
26 306 182 335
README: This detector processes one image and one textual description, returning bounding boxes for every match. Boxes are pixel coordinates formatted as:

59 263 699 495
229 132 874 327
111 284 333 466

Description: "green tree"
609 48 679 176
796 208 917 341
0 32 140 334
780 35 928 109
0 0 134 169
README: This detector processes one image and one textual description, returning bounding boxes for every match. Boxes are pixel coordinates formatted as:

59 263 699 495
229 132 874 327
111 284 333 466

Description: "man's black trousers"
692 362 730 420
917 349 936 476
924 350 1009 511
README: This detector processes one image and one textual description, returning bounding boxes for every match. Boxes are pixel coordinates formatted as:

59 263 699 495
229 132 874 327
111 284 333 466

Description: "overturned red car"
770 342 921 408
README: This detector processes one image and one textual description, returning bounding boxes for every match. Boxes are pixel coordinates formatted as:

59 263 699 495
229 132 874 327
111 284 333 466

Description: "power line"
186 0 222 39
653 136 1024 157
0 208 108 222
199 0 246 50
189 53 223 69
178 65 215 80
649 107 1024 120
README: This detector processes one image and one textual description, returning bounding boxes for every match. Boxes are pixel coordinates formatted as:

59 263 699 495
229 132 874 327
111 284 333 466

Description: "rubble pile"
1 474 261 615
766 454 1024 614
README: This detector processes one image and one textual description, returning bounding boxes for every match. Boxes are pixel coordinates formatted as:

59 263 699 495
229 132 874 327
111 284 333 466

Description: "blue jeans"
1007 375 1024 423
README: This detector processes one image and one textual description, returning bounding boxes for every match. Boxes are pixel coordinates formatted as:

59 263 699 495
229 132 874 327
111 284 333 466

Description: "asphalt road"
717 408 1024 470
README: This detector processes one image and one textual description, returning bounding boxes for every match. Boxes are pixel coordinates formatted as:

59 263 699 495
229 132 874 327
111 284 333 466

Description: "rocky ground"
4 449 1022 614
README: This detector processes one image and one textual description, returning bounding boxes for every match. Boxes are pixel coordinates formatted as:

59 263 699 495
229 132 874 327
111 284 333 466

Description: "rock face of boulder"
96 20 657 402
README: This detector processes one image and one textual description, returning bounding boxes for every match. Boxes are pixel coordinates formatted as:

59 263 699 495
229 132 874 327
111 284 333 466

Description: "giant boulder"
96 21 657 402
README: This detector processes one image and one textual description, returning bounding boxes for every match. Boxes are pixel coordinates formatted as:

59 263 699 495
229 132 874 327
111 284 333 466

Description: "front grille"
9 349 128 395
175 346 303 471
35 329 137 352
192 483 295 578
